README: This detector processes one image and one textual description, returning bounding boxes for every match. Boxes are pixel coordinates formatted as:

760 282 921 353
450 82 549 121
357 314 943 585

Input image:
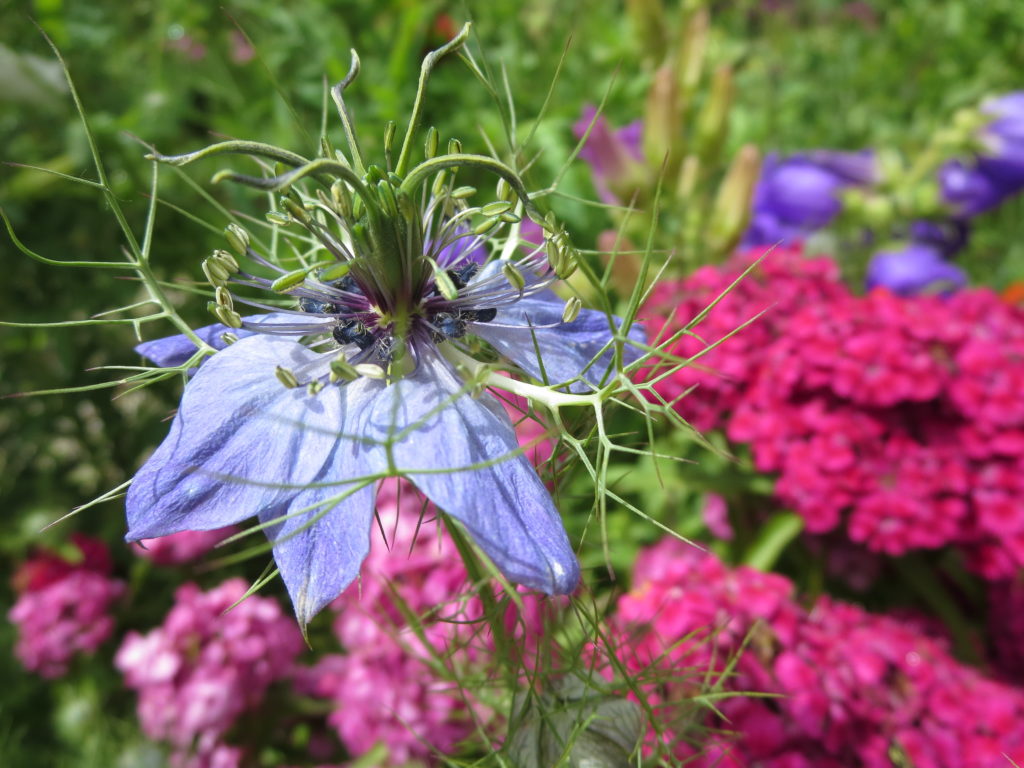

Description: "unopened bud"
331 180 353 220
224 223 250 256
451 186 476 199
219 332 239 346
499 211 522 224
708 144 761 256
694 66 734 162
306 379 325 395
644 65 677 169
561 296 582 323
275 365 300 389
266 210 291 226
447 138 462 155
383 120 397 155
627 0 667 64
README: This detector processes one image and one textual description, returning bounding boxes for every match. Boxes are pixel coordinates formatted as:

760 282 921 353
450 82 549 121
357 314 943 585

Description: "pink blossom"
642 246 1024 576
132 527 235 565
611 543 1024 765
8 535 123 678
116 579 303 764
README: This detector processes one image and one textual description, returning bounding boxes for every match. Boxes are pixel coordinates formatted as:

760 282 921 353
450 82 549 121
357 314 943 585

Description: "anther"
224 223 250 256
275 366 300 389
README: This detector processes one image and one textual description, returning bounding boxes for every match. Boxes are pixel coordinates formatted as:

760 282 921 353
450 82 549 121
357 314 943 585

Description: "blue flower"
865 241 967 296
130 118 642 624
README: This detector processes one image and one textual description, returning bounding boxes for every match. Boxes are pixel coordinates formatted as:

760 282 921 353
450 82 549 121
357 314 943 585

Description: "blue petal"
135 313 309 368
258 378 383 625
472 289 645 393
126 334 345 539
362 353 579 594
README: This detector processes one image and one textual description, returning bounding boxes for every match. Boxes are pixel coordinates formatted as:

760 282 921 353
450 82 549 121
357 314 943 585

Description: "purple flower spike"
131 130 643 624
978 92 1024 187
573 105 645 204
866 242 968 296
744 150 876 245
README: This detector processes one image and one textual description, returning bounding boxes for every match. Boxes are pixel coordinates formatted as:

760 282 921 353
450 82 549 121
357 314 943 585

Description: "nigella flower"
127 30 642 624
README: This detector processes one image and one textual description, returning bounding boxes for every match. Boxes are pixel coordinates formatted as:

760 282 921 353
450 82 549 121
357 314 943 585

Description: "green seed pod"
275 365 300 389
224 223 250 256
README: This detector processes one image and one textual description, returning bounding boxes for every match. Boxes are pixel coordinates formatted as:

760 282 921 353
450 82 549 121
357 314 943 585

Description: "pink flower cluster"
297 480 477 764
131 526 235 566
613 539 1024 767
8 534 124 678
644 246 1024 575
298 480 561 764
115 578 303 767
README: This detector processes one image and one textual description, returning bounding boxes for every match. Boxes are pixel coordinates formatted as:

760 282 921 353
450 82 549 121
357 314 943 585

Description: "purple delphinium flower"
130 71 641 624
572 105 644 205
743 150 876 246
866 242 968 296
939 92 1024 218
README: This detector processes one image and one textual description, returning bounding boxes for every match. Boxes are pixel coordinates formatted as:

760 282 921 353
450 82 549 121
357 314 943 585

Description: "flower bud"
643 65 677 169
694 65 734 163
707 144 761 256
